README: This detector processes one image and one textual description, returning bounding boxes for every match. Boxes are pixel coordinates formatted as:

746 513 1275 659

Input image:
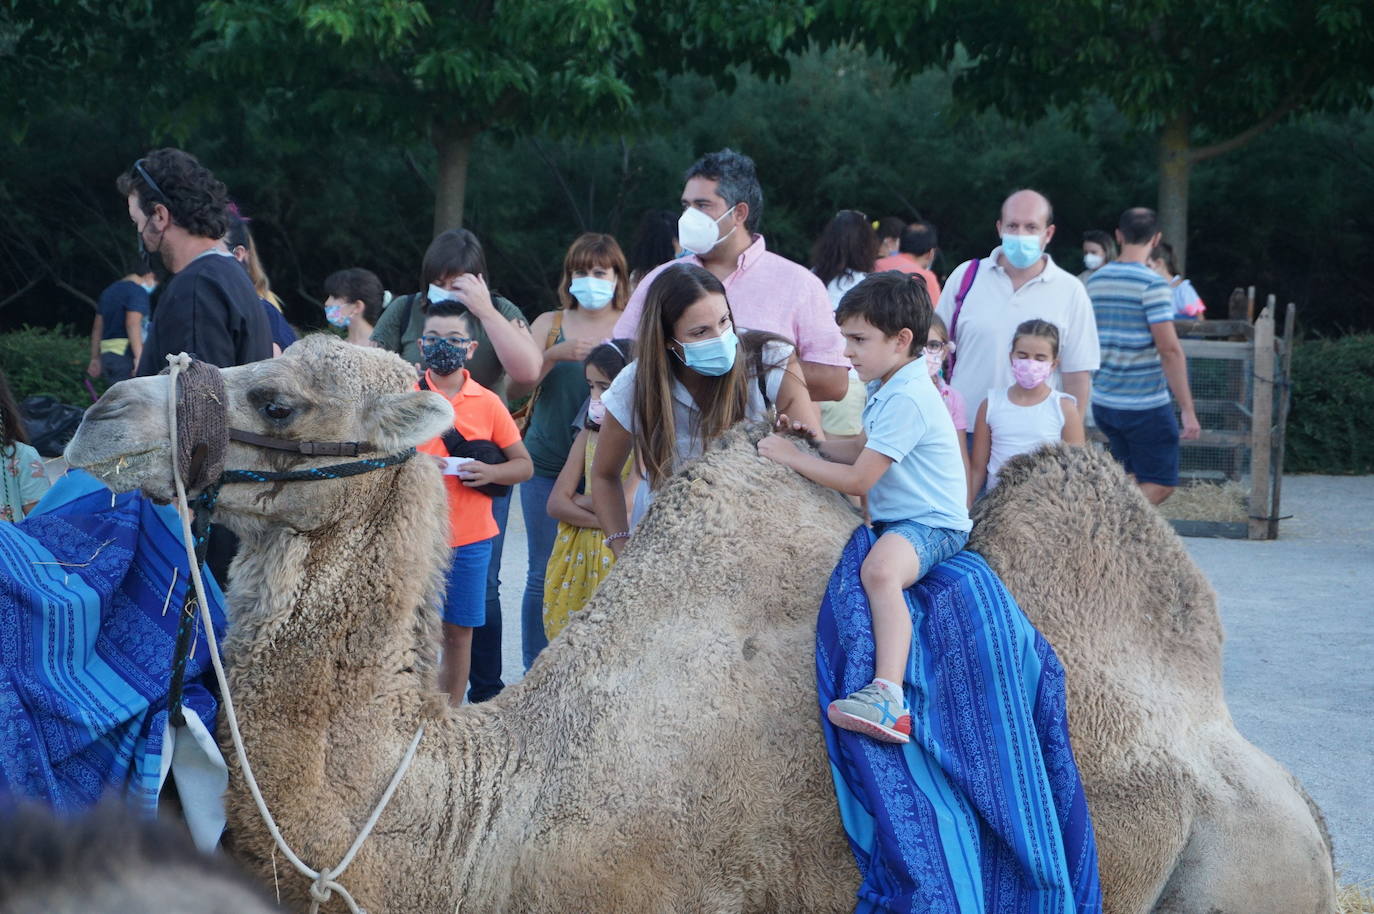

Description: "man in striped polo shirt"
1086 207 1200 505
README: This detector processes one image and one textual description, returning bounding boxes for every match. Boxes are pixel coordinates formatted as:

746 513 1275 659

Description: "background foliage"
1 3 1371 471
1285 335 1374 474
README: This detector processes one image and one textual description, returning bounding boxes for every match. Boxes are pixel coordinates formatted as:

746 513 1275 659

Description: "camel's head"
65 336 453 529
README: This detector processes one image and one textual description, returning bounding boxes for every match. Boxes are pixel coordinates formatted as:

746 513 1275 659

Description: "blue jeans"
442 539 492 626
519 474 560 670
468 492 509 703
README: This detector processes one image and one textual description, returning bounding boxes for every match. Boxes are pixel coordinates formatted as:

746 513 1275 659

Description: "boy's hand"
457 461 500 487
757 434 799 466
773 412 817 440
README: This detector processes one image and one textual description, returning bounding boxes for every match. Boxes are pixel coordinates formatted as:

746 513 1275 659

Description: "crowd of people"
0 144 1207 730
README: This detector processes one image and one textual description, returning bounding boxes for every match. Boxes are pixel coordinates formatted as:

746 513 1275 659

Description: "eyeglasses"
923 340 948 353
420 335 473 346
133 158 169 204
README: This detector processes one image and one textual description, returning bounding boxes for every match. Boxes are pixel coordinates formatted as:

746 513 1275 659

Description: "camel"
63 334 1336 913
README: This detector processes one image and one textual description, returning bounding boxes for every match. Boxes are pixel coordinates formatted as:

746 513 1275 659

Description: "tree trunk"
432 121 478 236
1157 114 1192 274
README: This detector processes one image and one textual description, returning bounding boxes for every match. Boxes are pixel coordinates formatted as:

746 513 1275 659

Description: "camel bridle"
169 356 415 494
162 354 426 914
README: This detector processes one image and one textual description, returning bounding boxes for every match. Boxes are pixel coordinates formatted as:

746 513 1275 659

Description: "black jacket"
137 251 273 375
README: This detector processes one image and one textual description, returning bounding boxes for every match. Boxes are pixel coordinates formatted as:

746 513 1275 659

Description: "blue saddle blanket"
0 471 225 819
817 527 1102 914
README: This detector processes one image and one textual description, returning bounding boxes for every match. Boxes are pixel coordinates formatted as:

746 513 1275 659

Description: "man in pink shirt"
874 220 942 305
613 149 849 401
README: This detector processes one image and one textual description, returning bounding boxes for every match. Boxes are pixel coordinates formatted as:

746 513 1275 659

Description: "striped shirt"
1086 261 1174 410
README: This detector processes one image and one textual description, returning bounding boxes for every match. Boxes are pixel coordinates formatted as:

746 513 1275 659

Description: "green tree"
828 0 1374 270
200 0 823 235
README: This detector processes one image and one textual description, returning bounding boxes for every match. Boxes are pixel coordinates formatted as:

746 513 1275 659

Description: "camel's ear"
364 391 455 452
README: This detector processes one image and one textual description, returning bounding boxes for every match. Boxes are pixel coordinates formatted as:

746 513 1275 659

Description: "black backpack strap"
751 345 772 410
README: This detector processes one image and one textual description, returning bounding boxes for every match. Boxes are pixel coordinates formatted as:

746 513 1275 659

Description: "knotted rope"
163 353 425 914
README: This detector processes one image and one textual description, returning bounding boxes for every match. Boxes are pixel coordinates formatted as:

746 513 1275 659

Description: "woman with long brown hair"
590 264 818 554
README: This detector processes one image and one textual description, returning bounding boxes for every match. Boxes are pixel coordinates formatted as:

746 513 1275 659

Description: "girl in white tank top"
969 319 1085 497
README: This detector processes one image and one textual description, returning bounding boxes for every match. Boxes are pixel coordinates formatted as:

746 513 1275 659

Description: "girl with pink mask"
968 319 1085 499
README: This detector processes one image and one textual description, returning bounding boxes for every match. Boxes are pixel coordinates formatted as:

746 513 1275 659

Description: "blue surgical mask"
569 276 615 310
1001 233 1044 270
673 327 739 377
139 282 156 293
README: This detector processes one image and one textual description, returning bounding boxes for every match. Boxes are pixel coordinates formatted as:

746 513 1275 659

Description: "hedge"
1284 334 1374 474
0 324 101 407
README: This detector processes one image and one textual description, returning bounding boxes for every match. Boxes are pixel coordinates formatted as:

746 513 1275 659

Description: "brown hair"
632 264 790 489
420 229 487 289
556 233 630 311
1012 318 1061 358
0 368 29 453
225 213 273 301
834 271 932 356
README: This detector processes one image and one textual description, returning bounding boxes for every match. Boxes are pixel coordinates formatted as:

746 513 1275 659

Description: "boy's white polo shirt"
863 358 972 532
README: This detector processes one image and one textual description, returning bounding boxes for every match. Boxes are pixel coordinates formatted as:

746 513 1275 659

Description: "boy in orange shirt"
417 302 533 704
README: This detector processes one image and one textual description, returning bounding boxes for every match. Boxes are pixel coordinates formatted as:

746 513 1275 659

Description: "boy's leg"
827 532 921 744
860 532 922 685
442 540 492 706
440 624 474 705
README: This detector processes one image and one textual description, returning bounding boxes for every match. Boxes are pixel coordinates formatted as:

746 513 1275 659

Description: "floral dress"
542 433 632 640
2 442 50 523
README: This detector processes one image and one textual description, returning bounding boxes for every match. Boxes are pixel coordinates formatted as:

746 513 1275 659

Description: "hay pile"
1339 878 1374 914
1158 481 1248 522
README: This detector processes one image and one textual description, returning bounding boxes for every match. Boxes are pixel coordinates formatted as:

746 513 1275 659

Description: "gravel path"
498 474 1374 880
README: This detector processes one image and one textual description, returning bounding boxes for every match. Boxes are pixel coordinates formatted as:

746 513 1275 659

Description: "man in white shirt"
936 189 1100 431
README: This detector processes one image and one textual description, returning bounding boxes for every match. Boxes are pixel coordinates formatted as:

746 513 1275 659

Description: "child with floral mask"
321 267 384 347
414 300 534 705
969 318 1084 498
542 339 638 640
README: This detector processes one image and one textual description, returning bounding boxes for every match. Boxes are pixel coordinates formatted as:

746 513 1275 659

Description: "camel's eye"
263 402 294 421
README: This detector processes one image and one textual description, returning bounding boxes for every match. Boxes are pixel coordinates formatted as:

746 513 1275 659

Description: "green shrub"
1285 334 1374 474
0 324 100 406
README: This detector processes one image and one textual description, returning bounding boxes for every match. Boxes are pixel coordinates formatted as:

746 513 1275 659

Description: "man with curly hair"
117 148 271 377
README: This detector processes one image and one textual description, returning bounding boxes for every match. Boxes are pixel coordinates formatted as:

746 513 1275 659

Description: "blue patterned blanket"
0 471 225 819
817 526 1101 914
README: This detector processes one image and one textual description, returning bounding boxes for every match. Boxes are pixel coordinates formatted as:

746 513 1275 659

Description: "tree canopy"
822 0 1374 269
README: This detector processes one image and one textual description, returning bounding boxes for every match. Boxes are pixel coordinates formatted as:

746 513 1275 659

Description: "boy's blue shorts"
871 520 969 580
442 538 493 627
1092 402 1180 487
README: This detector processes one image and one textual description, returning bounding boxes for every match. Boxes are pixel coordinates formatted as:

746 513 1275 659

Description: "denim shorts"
442 538 494 627
1092 403 1180 487
871 519 970 579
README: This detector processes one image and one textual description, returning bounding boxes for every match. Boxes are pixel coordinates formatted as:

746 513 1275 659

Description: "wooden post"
1227 287 1248 322
1247 285 1257 323
1268 303 1297 538
1248 301 1276 539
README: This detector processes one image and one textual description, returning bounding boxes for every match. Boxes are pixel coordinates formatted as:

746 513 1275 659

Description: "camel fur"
63 335 1336 913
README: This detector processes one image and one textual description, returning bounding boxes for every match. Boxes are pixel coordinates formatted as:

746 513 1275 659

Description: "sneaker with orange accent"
827 681 912 744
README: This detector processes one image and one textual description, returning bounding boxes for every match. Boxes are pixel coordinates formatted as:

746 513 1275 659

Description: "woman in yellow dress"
543 340 637 639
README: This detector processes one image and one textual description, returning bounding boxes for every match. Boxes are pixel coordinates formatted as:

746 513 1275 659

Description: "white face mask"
678 206 738 255
427 283 457 305
1083 252 1104 271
